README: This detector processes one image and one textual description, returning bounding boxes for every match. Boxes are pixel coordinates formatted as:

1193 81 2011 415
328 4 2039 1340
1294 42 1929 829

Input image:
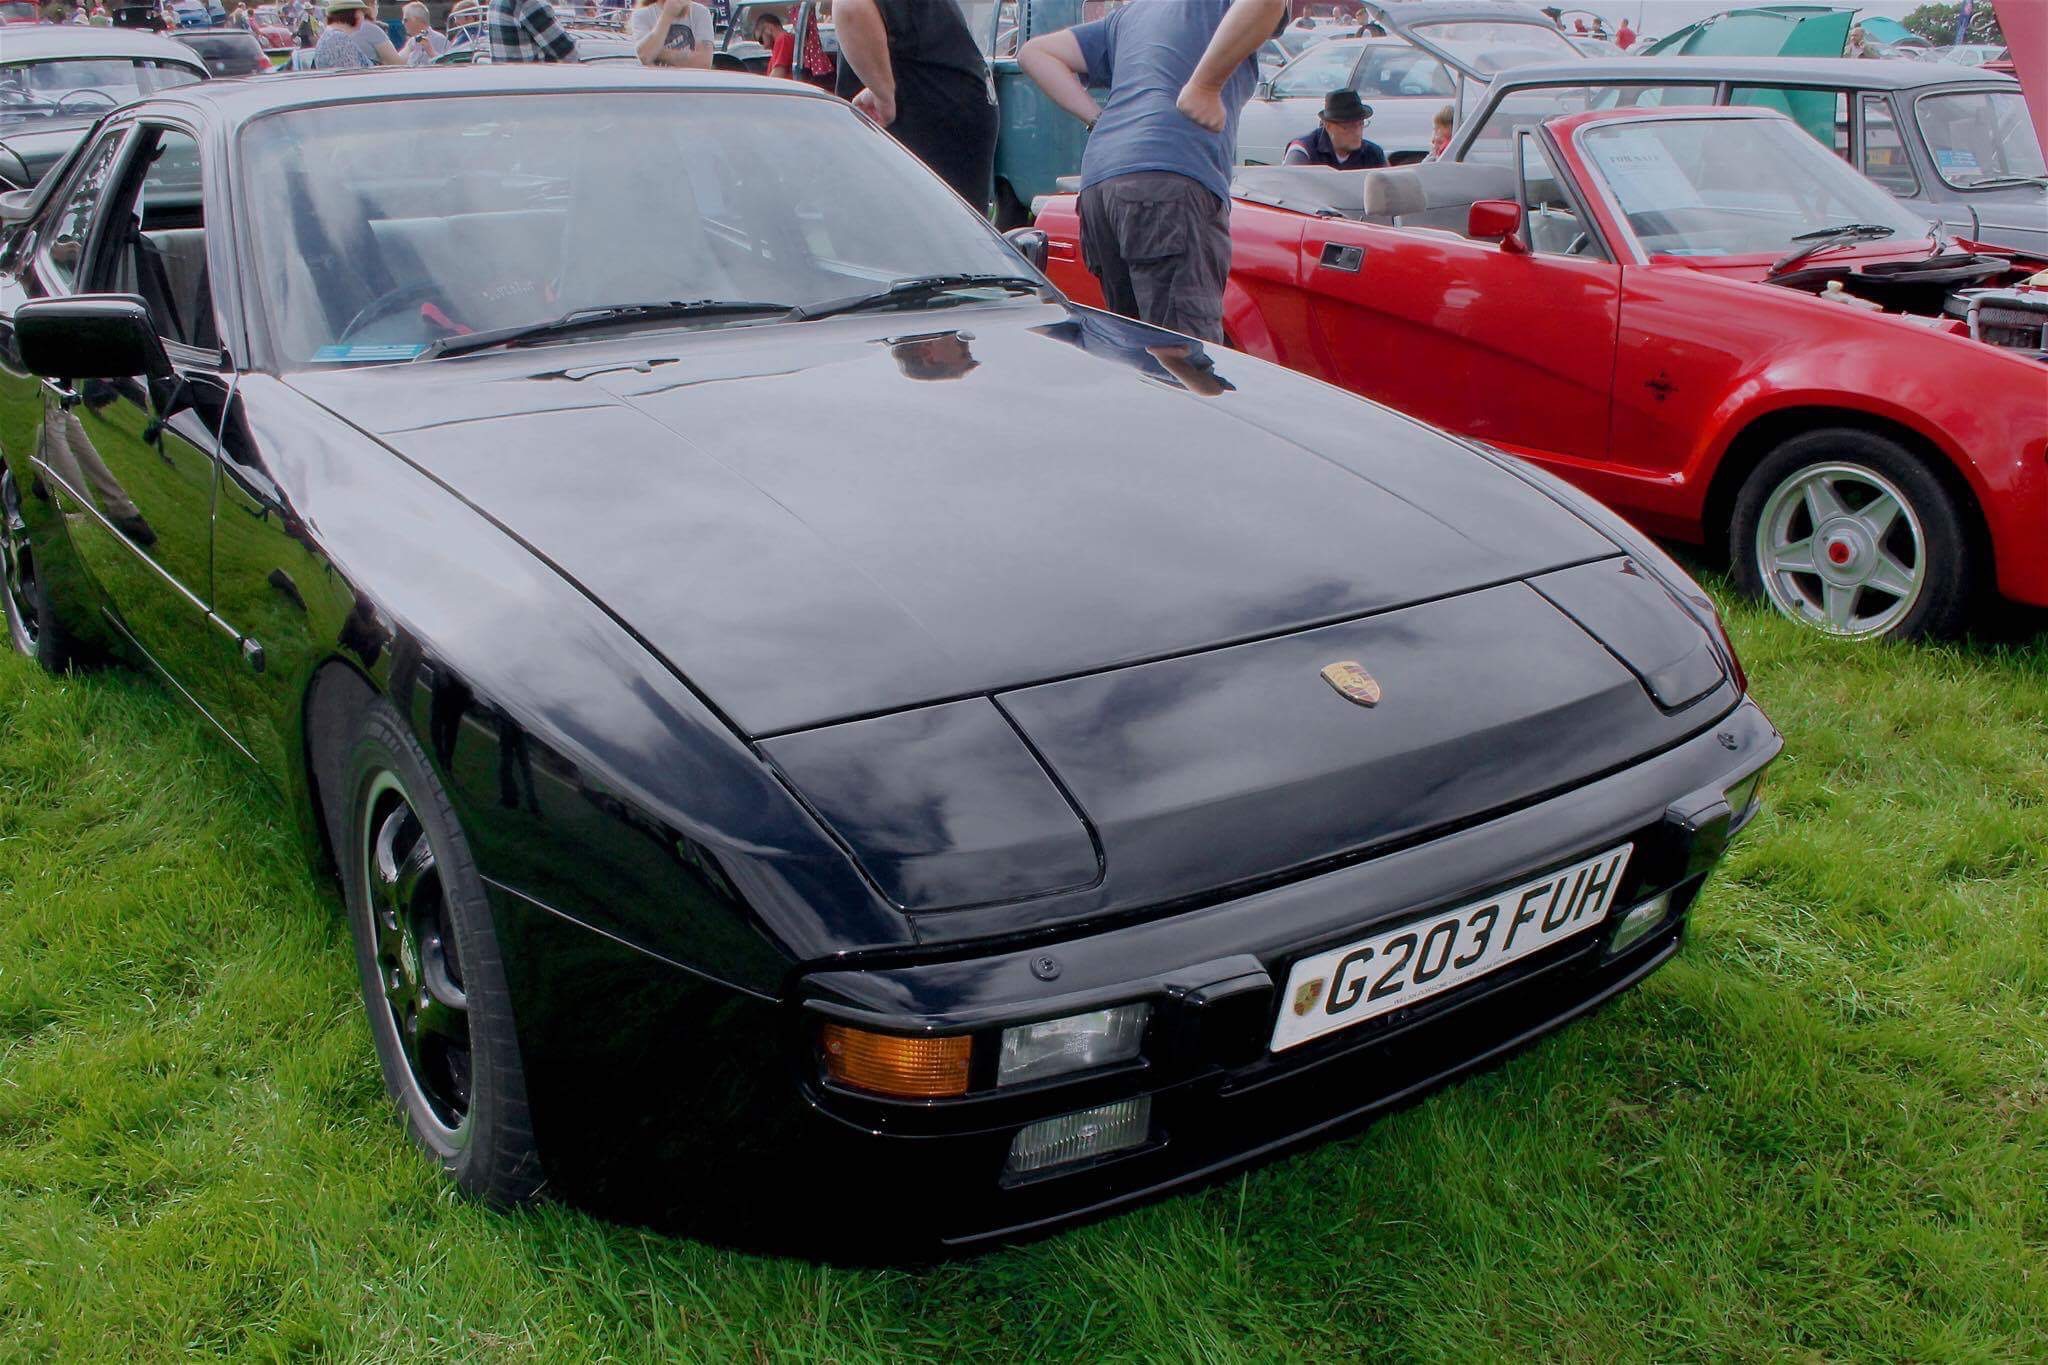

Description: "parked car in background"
171 0 227 29
1239 37 1457 165
1569 36 1621 57
0 66 1778 1252
435 27 638 64
1038 106 2048 642
0 27 207 190
0 0 43 23
1456 57 2048 256
1243 1 1583 165
248 4 295 48
172 28 272 78
1934 44 2009 67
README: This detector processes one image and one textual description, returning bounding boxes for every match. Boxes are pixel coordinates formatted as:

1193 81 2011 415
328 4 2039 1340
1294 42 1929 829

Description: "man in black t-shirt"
835 0 998 213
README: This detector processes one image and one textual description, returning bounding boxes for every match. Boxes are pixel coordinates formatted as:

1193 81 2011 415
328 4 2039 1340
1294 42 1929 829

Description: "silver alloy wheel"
361 771 473 1147
1755 461 1927 639
1 468 40 656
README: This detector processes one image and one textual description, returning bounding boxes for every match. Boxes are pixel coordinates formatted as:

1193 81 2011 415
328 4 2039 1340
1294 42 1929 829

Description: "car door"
38 118 245 738
1298 132 1618 464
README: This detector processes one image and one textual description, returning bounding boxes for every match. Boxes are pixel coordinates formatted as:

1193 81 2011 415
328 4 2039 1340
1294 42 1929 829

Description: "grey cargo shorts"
1077 171 1231 343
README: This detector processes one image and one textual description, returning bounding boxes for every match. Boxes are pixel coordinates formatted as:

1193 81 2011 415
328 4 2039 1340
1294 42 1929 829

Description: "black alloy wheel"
1 465 69 669
341 700 544 1204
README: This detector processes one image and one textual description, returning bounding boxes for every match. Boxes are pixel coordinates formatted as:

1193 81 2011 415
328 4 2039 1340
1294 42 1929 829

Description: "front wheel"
2 466 76 672
1729 429 1976 641
340 699 544 1204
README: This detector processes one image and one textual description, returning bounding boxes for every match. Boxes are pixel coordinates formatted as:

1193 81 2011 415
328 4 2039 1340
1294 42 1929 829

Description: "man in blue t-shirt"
1020 0 1284 342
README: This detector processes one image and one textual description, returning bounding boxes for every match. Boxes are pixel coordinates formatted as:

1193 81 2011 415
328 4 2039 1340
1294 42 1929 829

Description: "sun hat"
324 0 371 13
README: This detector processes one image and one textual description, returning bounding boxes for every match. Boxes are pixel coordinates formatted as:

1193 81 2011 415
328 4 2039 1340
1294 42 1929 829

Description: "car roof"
1489 54 2020 92
1368 1 1556 23
0 25 213 66
139 63 835 119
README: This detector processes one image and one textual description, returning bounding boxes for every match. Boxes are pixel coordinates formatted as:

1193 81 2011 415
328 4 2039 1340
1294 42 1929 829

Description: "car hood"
286 303 1619 737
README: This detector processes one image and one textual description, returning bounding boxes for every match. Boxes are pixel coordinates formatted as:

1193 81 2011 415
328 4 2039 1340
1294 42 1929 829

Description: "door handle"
39 377 81 410
1317 243 1365 273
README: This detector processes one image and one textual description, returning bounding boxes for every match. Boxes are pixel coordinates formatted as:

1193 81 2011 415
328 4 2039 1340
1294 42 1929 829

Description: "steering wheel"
54 89 120 117
337 280 461 344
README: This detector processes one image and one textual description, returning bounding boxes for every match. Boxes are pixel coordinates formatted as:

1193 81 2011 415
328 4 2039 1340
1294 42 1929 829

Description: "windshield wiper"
1767 223 1897 278
1964 174 2048 190
796 274 1046 322
415 299 795 360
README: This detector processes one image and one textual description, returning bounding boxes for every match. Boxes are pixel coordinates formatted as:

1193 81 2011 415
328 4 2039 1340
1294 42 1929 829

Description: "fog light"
1608 892 1672 954
1007 1097 1153 1175
820 1024 971 1098
1725 767 1768 829
998 1004 1150 1087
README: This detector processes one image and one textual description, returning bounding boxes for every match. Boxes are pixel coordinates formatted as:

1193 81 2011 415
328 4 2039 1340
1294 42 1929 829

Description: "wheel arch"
299 655 380 875
1701 404 1993 572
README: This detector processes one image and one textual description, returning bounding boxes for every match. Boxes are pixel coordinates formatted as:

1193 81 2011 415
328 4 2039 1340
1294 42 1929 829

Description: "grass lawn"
1 591 2043 1362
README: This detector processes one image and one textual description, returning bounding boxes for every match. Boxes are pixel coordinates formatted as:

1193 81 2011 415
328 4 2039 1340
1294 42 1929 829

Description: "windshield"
239 92 1031 366
0 58 203 128
1409 19 1580 75
1914 89 2045 189
1463 83 1717 164
1581 116 1930 258
1271 42 1358 97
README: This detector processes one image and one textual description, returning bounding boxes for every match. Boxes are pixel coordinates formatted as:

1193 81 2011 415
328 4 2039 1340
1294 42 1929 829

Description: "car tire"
2 465 78 673
1729 427 1976 641
994 181 1027 232
339 698 545 1205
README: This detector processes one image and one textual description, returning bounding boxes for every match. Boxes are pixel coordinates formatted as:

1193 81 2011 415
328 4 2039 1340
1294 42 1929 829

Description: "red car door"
1295 205 1620 465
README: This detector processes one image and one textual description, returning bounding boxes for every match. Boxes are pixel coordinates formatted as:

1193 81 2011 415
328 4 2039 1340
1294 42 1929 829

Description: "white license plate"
1270 845 1634 1052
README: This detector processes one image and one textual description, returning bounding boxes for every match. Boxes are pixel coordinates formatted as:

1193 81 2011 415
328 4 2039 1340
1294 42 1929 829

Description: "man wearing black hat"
1283 90 1387 169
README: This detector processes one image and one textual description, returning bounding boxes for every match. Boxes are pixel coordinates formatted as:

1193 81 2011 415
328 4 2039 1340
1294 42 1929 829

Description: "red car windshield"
1579 116 1931 258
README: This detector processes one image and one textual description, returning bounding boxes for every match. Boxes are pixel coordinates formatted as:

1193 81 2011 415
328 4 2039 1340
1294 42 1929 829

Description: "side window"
41 130 128 290
1730 85 1851 158
97 127 216 352
1859 94 1918 195
1519 133 1601 259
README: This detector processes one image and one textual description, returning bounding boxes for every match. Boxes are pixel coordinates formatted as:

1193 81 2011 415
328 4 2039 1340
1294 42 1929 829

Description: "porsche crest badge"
1320 660 1382 707
1293 977 1326 1016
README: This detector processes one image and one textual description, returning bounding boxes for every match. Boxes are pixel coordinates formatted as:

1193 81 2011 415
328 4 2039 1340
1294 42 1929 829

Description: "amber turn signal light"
820 1023 972 1098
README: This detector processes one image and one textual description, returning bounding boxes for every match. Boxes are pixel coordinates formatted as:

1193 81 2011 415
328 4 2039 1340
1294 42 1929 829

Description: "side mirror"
1467 198 1529 254
1005 225 1049 271
14 294 172 381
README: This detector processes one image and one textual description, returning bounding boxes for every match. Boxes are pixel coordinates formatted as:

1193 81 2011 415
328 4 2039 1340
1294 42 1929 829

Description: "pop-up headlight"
998 1004 1150 1087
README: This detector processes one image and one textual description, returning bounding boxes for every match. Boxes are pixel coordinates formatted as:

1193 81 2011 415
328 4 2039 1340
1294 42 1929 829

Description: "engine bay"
1771 253 2048 362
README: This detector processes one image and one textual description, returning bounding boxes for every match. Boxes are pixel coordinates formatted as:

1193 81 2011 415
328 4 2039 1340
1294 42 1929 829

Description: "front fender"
223 376 911 993
1689 322 2048 604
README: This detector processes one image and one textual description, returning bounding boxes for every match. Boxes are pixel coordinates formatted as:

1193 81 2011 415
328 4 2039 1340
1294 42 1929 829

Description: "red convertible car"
1037 107 2048 641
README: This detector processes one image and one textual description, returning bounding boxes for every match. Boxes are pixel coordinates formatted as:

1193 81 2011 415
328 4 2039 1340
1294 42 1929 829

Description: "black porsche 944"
0 68 1778 1252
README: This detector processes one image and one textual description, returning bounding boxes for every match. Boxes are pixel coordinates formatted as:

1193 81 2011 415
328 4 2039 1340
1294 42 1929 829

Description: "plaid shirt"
488 0 577 62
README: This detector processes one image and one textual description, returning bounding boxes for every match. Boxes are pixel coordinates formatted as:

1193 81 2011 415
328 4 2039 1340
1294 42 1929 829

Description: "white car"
1239 36 1456 165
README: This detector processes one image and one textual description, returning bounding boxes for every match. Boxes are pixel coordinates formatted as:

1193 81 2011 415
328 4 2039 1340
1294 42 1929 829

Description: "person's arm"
833 0 895 126
1280 140 1311 165
674 2 712 67
767 28 791 79
634 2 670 64
1177 0 1287 132
371 25 404 63
1018 28 1099 127
527 0 581 60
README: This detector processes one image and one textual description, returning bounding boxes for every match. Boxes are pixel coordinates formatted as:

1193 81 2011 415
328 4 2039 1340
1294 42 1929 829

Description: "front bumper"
792 696 1779 1249
492 697 1776 1254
